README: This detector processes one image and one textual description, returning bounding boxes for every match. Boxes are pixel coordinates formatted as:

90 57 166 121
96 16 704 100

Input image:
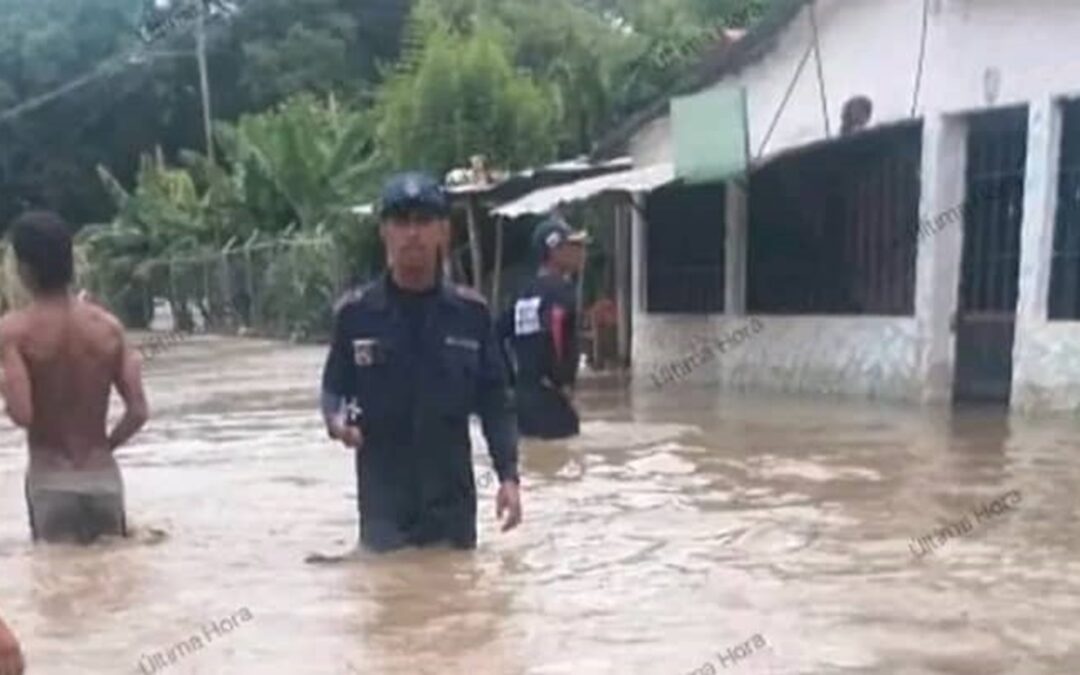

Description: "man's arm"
545 295 579 389
0 318 33 428
494 306 517 387
321 306 361 448
108 335 149 452
477 312 520 484
476 310 522 531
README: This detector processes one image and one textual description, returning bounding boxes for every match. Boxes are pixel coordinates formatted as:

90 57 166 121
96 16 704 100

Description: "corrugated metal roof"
445 156 633 195
493 163 675 218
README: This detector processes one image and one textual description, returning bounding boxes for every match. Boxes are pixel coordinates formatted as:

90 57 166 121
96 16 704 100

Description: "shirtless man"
0 211 148 544
0 614 24 675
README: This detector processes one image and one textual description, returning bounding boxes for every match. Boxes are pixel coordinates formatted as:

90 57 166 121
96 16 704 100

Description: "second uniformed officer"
320 172 522 553
500 216 588 440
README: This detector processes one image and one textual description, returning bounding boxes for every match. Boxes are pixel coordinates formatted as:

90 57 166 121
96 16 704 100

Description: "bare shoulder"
0 309 28 342
80 300 125 334
76 302 129 358
333 285 369 315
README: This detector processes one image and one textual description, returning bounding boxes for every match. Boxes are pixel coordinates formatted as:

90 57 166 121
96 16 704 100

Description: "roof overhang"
590 0 810 160
492 163 676 219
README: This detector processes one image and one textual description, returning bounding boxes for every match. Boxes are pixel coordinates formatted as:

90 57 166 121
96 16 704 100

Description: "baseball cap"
379 172 450 218
532 216 590 258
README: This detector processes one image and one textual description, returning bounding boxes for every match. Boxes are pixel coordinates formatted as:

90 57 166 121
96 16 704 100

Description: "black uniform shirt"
500 272 581 389
322 274 519 550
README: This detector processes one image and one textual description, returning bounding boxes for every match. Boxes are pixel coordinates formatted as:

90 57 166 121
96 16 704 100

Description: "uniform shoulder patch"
332 285 368 314
452 285 488 306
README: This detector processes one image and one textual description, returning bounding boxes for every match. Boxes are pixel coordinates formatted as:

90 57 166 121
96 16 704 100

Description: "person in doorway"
500 216 589 439
320 172 522 553
1 211 149 544
0 614 24 675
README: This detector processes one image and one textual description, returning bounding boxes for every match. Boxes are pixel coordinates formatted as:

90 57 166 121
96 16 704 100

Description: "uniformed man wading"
501 217 588 440
0 211 149 545
321 172 522 553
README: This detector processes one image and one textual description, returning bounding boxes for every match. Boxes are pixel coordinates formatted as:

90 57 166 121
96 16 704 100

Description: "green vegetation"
0 0 773 335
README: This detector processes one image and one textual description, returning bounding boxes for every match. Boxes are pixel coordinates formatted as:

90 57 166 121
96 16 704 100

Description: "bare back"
4 298 124 469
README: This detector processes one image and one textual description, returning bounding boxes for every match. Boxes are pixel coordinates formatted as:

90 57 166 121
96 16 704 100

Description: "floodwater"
2 335 1080 675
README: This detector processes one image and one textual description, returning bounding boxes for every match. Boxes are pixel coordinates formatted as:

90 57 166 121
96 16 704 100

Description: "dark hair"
9 210 74 292
840 96 874 136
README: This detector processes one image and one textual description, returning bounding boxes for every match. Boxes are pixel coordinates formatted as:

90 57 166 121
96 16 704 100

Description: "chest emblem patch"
352 339 377 367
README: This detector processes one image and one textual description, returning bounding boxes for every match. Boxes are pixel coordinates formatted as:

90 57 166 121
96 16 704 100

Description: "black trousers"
354 450 478 553
515 384 580 440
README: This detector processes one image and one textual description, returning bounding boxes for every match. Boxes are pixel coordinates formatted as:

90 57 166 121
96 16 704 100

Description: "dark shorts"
516 384 580 440
25 466 127 544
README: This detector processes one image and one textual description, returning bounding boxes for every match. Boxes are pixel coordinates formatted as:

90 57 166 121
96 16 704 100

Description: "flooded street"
2 335 1080 674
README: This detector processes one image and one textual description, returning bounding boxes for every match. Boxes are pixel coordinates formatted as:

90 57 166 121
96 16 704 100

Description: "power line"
910 0 931 117
0 1 243 129
808 1 831 138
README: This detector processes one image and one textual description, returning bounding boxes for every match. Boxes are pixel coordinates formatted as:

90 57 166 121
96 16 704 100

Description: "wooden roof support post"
492 215 505 316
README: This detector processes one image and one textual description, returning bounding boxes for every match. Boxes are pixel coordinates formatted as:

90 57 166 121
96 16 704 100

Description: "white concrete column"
1015 97 1063 324
915 113 968 404
630 192 647 316
724 179 749 316
1012 97 1064 406
614 201 632 366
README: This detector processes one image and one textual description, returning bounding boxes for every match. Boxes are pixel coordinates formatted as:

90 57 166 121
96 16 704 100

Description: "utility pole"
195 0 215 164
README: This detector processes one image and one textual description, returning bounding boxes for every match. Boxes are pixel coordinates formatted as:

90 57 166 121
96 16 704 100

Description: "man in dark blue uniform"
320 172 522 553
500 216 588 440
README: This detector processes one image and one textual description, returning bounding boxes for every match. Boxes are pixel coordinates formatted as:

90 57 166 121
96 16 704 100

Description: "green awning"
671 86 749 184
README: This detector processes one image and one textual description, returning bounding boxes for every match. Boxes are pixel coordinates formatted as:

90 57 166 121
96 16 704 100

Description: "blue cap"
379 172 450 218
532 216 590 259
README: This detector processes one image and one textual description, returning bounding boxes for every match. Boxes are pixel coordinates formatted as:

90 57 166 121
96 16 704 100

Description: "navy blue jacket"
322 274 519 551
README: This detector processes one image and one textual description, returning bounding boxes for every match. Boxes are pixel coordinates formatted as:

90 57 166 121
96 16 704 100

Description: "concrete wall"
633 314 920 401
712 0 1080 161
629 0 1080 170
1013 323 1080 414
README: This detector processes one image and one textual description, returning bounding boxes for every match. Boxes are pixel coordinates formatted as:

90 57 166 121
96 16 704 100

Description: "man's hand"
495 480 522 532
0 616 25 675
328 416 363 451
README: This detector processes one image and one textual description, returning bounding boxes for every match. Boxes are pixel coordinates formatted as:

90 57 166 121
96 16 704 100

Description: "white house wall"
721 0 1080 161
628 0 1080 411
630 0 1080 163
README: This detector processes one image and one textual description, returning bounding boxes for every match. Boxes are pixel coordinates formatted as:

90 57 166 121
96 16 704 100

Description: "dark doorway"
954 107 1028 403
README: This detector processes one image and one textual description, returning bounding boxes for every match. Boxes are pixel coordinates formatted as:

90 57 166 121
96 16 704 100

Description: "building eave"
591 0 812 160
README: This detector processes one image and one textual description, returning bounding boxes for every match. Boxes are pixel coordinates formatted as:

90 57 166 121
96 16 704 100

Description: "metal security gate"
1049 99 1080 319
645 183 726 313
954 107 1028 403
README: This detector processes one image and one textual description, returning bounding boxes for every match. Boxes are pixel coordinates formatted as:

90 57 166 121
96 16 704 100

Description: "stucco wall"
1013 322 1080 414
632 314 920 401
629 0 1080 164
731 0 1080 160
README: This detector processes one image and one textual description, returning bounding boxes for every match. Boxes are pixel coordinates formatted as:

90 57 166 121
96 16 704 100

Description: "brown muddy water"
2 335 1080 674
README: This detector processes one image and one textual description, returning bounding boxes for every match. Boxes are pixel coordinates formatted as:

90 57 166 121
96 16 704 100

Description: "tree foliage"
377 21 558 174
4 0 774 320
